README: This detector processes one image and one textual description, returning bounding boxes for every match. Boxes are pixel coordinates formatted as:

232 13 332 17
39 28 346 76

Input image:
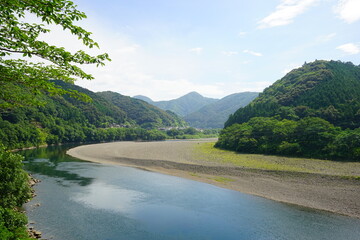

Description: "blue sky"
58 0 360 100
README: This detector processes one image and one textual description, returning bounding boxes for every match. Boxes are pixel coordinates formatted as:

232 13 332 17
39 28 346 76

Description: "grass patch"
341 176 360 181
189 172 200 178
211 176 235 183
193 142 360 177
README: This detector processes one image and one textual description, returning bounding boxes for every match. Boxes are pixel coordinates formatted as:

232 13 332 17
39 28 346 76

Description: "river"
22 145 360 240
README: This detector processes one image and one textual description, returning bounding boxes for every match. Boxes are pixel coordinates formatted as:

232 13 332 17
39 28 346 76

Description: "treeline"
166 127 219 139
0 116 167 150
216 117 360 161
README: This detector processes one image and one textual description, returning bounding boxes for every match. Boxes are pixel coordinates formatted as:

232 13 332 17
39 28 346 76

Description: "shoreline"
67 140 360 219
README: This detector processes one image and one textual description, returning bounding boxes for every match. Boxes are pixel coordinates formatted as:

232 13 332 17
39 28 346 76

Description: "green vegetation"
184 92 259 128
218 60 360 161
194 142 360 176
97 91 186 129
0 81 172 150
211 176 235 184
0 146 32 240
0 0 109 238
0 0 110 111
165 127 219 139
226 60 360 129
216 117 360 160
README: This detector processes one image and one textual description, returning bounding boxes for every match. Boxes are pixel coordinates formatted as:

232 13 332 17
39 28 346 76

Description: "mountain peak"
179 91 204 100
133 95 154 103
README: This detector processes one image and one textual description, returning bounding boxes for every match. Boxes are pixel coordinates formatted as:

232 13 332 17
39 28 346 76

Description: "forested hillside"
225 60 360 129
97 91 186 128
0 81 180 149
217 60 360 160
184 92 258 128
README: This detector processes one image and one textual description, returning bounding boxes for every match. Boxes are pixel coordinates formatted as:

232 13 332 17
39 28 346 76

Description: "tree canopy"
0 0 110 110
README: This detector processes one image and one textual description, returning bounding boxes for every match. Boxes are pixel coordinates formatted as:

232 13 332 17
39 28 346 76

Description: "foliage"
0 146 32 240
216 117 360 160
165 127 219 139
97 91 186 129
0 147 31 207
225 60 360 129
0 81 200 149
0 0 110 111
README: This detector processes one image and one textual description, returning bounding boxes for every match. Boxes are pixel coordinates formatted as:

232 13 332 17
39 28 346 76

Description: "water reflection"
72 181 146 213
21 145 93 186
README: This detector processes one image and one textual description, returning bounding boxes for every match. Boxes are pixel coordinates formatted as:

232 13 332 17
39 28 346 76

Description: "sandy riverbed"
67 140 360 218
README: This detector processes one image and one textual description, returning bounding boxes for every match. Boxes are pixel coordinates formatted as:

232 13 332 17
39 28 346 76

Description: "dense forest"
216 117 360 160
97 91 186 129
225 60 360 129
217 60 360 160
0 81 188 150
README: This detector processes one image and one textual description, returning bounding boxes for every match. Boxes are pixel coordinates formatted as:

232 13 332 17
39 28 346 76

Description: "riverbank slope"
67 140 360 218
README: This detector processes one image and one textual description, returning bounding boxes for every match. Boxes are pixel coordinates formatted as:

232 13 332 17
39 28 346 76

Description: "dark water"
22 146 360 240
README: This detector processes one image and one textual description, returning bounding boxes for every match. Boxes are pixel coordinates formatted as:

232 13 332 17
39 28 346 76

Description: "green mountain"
135 92 218 117
216 60 360 160
225 60 360 129
184 92 259 128
97 91 186 128
0 81 182 149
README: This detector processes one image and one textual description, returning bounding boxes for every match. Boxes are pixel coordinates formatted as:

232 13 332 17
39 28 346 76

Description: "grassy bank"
193 142 360 178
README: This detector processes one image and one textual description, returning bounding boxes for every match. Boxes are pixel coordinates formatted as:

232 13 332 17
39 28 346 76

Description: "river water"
22 145 360 240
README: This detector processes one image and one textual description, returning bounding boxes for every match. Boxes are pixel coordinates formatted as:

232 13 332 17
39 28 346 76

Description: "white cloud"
336 43 360 55
221 51 238 56
189 47 203 55
258 0 320 28
334 0 360 23
243 49 263 57
238 31 247 37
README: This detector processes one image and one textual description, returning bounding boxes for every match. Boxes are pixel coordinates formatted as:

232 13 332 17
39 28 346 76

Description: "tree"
0 145 32 240
0 0 110 110
0 1 109 238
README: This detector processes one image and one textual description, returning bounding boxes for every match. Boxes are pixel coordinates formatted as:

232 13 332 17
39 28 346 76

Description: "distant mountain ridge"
134 91 259 128
133 95 154 103
134 91 218 117
184 92 259 128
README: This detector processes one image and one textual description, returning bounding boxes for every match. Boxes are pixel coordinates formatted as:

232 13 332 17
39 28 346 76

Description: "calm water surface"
22 146 360 240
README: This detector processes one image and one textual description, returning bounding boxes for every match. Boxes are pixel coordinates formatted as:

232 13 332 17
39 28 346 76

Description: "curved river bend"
22 146 360 240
